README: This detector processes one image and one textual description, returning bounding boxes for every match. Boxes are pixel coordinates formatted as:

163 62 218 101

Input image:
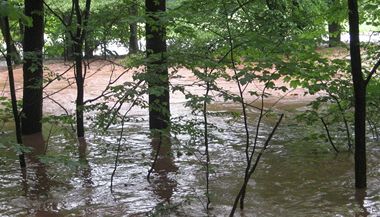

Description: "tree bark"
74 43 85 138
347 0 366 189
22 0 44 135
129 1 139 54
72 0 91 139
2 7 26 168
146 0 170 130
22 0 45 157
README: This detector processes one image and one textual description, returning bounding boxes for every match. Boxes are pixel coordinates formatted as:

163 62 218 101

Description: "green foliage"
0 97 22 126
361 0 380 27
0 1 31 25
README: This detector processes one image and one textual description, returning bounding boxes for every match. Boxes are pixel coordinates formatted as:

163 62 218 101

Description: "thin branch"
43 1 68 27
365 58 380 86
84 69 138 104
43 64 75 89
110 112 127 192
230 114 284 217
320 117 340 153
44 93 76 132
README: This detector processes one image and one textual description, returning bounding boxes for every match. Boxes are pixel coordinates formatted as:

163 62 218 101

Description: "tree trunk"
129 1 139 54
72 0 91 140
84 37 94 59
18 18 24 42
146 0 170 130
328 22 341 47
2 8 26 168
75 43 85 138
22 0 45 155
63 14 74 61
347 0 366 189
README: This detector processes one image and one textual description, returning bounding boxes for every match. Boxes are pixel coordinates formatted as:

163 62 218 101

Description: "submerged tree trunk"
347 0 366 189
22 0 45 156
2 9 26 168
145 0 170 130
129 1 139 54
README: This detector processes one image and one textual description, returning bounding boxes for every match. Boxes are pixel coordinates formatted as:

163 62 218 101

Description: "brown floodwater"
0 61 379 216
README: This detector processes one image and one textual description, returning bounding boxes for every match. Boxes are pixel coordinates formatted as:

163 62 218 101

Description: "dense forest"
0 0 379 216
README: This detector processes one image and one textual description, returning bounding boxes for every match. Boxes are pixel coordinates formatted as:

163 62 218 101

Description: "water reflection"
1 117 379 216
149 135 178 203
23 159 57 216
77 156 94 216
78 137 87 159
355 188 370 217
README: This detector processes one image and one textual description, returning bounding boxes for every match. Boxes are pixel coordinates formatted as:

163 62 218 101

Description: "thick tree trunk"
2 10 26 168
146 0 170 130
129 1 139 54
347 0 366 189
328 22 341 47
22 0 44 151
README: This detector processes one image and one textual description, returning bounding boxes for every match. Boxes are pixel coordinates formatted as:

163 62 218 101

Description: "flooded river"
0 61 379 216
0 108 379 216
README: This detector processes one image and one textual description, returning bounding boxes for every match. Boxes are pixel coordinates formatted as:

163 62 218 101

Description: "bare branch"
365 58 380 86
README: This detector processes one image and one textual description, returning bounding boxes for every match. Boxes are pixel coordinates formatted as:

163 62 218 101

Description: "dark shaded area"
149 135 178 202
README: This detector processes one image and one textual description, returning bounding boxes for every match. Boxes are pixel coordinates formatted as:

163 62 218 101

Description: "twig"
365 57 380 86
43 93 76 132
320 117 339 153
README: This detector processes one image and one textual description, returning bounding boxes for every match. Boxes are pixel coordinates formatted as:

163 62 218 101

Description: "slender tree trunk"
84 37 94 59
146 0 170 130
129 1 139 54
22 0 45 155
2 9 26 168
0 17 21 64
72 0 91 140
63 13 74 61
102 39 107 59
327 0 341 47
347 0 366 189
74 43 85 138
18 18 24 41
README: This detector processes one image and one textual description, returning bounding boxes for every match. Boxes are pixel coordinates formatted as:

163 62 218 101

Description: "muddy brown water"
0 61 379 216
